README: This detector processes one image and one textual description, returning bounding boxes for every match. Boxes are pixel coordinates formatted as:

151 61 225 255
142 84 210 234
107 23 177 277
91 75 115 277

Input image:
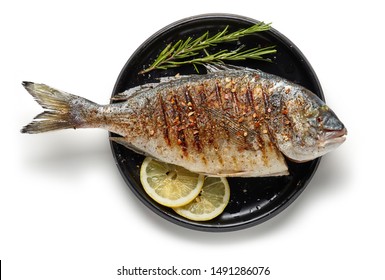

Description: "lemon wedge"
173 177 230 221
140 157 204 207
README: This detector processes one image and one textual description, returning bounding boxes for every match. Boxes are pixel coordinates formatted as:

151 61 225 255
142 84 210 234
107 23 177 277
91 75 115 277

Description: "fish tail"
21 81 97 134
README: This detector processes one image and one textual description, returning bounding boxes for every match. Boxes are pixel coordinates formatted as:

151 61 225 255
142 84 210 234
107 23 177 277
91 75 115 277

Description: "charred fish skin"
21 66 346 177
107 70 290 177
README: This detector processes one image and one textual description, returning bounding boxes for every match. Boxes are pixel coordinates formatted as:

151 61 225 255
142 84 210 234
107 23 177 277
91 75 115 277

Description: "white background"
1 0 384 279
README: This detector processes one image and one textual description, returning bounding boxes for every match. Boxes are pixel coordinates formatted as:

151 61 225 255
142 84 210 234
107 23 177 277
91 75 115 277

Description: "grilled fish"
21 65 346 177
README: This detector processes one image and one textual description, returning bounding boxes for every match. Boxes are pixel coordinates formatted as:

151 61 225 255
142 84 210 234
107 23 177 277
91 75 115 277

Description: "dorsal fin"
204 63 248 73
111 83 158 101
111 74 188 101
111 64 251 102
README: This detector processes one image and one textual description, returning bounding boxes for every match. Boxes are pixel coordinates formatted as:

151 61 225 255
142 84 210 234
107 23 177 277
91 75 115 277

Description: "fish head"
274 90 347 162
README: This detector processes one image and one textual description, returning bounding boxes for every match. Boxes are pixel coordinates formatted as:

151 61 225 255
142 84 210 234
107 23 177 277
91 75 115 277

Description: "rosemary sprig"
139 22 276 74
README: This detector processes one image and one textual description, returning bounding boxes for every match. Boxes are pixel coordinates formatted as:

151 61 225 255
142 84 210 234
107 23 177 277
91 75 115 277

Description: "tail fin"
21 82 93 134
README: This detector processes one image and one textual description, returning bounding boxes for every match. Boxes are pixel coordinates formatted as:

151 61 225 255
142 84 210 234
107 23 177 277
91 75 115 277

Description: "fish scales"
21 66 347 177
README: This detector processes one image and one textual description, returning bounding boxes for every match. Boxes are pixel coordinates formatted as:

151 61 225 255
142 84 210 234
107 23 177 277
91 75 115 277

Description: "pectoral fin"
109 137 147 156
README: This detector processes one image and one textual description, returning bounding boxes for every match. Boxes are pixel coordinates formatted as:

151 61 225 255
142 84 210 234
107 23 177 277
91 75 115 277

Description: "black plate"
110 14 323 232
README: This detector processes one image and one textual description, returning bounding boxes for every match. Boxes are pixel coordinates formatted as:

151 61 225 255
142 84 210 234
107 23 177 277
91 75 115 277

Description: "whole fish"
21 65 346 177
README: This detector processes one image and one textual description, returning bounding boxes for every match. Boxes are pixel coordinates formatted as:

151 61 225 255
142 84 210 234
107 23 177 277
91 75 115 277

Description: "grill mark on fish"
198 83 208 105
198 82 223 166
215 79 233 141
198 82 213 144
214 80 223 110
245 83 265 150
184 85 202 153
191 81 224 166
249 84 273 167
232 87 251 150
230 78 240 116
262 84 271 115
158 94 171 146
170 93 188 154
262 86 288 162
261 84 278 145
246 83 263 148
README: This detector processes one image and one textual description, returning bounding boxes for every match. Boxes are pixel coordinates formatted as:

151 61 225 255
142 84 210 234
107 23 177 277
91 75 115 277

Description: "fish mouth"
321 127 347 146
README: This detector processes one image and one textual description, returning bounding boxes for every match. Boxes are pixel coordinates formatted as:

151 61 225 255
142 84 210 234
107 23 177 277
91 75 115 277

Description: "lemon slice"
140 157 204 207
173 177 230 221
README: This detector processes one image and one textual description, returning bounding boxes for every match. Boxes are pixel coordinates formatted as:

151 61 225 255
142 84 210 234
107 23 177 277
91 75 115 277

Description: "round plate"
110 14 323 232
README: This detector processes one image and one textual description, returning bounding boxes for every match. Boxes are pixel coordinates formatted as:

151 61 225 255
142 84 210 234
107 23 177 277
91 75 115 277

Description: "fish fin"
204 63 248 73
111 74 189 102
203 169 289 177
111 84 158 101
21 82 95 134
109 137 147 156
157 73 192 83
